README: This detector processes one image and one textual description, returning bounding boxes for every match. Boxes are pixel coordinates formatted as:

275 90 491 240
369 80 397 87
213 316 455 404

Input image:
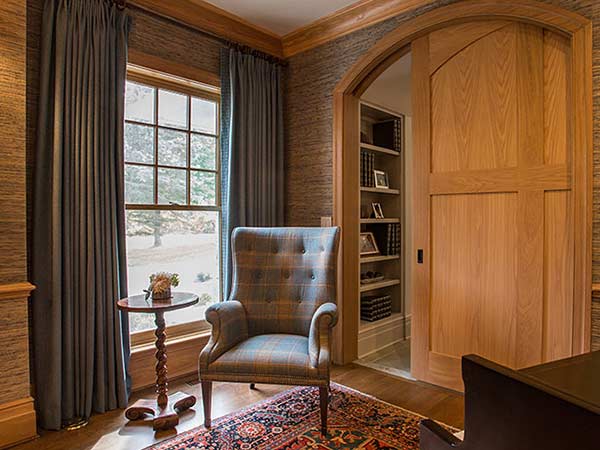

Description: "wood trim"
128 49 220 90
409 34 431 380
0 283 35 301
570 21 593 354
128 0 284 58
334 0 589 97
130 332 210 391
429 165 570 195
283 0 434 57
332 0 592 365
283 0 587 58
0 397 37 449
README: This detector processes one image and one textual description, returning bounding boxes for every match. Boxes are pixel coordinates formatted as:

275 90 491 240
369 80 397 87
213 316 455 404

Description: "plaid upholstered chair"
199 227 340 434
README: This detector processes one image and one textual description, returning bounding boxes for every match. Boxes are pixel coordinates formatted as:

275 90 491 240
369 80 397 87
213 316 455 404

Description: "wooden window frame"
125 59 222 349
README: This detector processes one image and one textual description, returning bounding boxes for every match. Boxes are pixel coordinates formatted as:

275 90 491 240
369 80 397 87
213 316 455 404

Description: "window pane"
158 90 188 129
125 165 154 204
158 128 187 167
125 123 154 164
158 167 186 204
126 210 220 332
191 171 216 206
191 97 217 134
191 134 216 170
125 81 155 124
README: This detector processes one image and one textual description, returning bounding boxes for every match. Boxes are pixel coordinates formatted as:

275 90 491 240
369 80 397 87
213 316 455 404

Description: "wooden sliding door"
411 21 583 390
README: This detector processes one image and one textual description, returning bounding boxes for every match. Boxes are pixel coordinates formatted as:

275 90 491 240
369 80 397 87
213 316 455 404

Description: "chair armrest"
308 303 338 372
199 301 248 372
419 419 463 450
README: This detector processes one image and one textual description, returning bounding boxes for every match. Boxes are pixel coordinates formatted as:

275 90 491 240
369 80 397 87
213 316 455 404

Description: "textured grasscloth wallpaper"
24 0 600 363
283 0 600 350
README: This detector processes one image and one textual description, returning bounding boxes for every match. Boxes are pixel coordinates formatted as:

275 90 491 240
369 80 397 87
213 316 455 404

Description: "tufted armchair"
199 227 340 434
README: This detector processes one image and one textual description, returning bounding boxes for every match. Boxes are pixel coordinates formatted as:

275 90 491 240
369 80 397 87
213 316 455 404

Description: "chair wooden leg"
250 383 256 390
201 381 212 428
319 386 328 435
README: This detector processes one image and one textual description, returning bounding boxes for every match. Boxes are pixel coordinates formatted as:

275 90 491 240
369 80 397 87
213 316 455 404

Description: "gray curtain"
221 48 284 297
32 0 131 430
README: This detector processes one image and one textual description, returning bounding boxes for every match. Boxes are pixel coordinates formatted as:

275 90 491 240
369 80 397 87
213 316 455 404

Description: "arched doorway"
332 0 592 390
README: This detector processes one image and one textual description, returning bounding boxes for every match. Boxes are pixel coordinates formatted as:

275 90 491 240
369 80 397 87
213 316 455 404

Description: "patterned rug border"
145 382 460 449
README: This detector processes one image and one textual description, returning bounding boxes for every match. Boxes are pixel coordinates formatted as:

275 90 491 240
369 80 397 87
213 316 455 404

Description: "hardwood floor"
14 365 464 450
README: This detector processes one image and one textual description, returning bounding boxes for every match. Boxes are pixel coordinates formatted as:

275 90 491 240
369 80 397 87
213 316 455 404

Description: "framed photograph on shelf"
371 202 384 219
359 232 380 256
373 170 389 189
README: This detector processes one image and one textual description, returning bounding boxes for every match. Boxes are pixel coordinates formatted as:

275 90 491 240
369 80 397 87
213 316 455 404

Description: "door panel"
412 21 575 390
430 193 518 365
431 25 518 172
543 190 574 360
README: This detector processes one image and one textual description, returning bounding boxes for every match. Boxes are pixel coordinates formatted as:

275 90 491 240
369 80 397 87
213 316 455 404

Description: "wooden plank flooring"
13 365 464 450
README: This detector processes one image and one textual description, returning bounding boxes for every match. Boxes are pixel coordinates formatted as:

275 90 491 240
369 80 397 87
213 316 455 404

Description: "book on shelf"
360 149 375 187
361 294 392 322
372 117 404 152
371 223 400 256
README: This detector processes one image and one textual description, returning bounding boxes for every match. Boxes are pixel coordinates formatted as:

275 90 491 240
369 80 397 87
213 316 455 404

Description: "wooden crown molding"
0 282 35 301
133 0 586 59
128 0 443 59
282 0 436 57
129 0 284 58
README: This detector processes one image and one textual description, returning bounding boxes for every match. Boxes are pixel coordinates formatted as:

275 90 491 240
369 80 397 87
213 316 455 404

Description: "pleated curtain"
32 0 131 430
220 48 285 297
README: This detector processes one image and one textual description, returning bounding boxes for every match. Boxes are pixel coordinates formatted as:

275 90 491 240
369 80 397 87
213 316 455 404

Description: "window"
124 68 221 340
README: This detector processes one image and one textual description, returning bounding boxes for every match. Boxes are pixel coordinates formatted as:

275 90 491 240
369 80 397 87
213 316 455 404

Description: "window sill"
130 330 211 391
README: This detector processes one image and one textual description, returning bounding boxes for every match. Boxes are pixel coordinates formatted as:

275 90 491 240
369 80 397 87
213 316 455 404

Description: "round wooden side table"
117 292 199 431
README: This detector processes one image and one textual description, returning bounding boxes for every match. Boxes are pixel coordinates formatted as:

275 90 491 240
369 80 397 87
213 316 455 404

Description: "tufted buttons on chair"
310 274 316 280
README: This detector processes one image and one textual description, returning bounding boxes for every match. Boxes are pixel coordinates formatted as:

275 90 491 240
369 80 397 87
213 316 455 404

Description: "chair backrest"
229 227 340 336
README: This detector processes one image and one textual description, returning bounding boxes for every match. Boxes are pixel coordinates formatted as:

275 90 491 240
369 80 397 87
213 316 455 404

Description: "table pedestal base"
125 392 196 430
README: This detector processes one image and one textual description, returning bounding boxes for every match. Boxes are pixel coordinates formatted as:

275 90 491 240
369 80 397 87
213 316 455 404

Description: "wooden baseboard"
0 397 37 449
358 314 411 359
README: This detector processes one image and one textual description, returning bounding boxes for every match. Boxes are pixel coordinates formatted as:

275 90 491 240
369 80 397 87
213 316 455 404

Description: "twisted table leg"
124 310 196 430
155 311 168 408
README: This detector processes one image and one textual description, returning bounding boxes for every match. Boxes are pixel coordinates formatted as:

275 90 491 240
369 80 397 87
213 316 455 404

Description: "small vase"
151 287 172 300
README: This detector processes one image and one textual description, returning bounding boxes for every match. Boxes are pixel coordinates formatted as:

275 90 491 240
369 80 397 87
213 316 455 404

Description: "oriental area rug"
147 383 453 450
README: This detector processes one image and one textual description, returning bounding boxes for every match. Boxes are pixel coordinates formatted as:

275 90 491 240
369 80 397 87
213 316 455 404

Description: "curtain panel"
220 48 285 297
32 0 131 430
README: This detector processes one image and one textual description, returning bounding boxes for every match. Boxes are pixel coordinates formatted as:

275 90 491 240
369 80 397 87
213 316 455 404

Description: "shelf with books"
360 142 400 157
360 187 400 195
360 218 399 224
358 99 406 359
359 311 404 333
359 278 400 293
360 254 400 264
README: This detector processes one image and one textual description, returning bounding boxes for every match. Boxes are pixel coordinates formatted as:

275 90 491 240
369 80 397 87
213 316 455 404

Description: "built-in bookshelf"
358 100 406 357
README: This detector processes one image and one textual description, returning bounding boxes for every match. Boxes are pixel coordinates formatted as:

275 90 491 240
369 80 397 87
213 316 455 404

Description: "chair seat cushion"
208 334 314 380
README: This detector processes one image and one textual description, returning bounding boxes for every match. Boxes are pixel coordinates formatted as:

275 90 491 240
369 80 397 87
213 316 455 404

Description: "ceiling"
204 0 360 36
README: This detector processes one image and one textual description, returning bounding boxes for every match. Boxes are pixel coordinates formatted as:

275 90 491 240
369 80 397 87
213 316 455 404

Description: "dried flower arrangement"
146 272 180 300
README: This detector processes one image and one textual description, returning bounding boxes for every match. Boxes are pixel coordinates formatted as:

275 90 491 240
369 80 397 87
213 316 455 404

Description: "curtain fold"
32 0 131 430
221 48 285 297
